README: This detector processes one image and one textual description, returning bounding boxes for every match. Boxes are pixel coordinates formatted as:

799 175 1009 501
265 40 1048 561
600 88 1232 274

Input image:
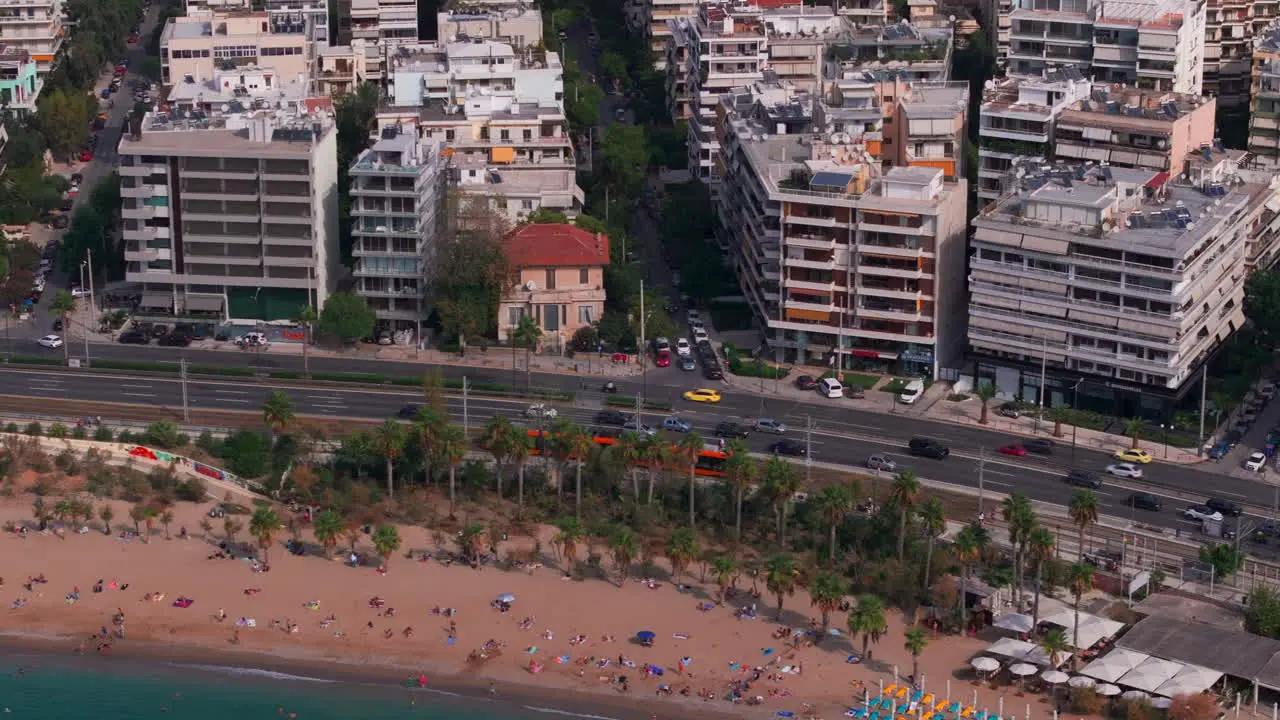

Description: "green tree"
480 415 518 501
49 290 76 361
975 382 999 424
433 194 510 349
1199 543 1244 579
565 81 604 128
35 89 93 160
676 431 704 527
144 419 182 449
764 553 797 619
599 50 628 84
371 419 406 497
808 570 846 632
1040 628 1071 669
319 292 376 342
261 390 295 440
1123 417 1145 449
313 509 343 557
372 524 402 570
1028 526 1056 628
1246 587 1280 638
1002 492 1036 605
223 430 270 477
724 439 758 542
816 483 854 566
889 470 921 561
610 525 638 583
599 124 649 196
666 527 699 582
98 505 113 535
291 304 318 378
711 554 738 603
554 517 586 567
1067 562 1095 669
848 594 888 659
904 626 928 681
436 424 468 518
511 314 542 390
762 456 800 547
1069 489 1100 552
249 507 280 562
919 497 947 591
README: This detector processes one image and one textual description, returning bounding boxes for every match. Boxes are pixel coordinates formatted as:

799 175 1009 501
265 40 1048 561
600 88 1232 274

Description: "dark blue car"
1208 440 1230 459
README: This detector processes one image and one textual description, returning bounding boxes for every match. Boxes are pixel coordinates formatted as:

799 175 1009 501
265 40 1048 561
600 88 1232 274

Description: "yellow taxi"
683 388 722 403
1112 448 1153 464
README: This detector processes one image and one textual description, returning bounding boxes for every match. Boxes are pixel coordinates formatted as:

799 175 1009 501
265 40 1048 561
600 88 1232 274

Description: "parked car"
117 331 149 344
1064 470 1101 489
769 439 806 457
794 375 818 391
1244 452 1268 472
997 402 1021 418
1126 493 1162 511
753 418 787 434
158 332 191 347
714 421 750 439
866 454 897 472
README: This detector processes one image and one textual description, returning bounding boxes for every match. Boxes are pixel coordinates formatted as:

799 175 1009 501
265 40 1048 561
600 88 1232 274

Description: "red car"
654 349 671 368
997 444 1027 457
79 150 93 162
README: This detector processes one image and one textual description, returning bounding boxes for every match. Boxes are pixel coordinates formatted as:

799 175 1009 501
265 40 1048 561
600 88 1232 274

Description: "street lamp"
1069 377 1084 464
1161 423 1173 459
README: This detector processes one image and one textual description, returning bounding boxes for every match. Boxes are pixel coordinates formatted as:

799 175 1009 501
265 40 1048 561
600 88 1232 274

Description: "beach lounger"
923 695 934 706
912 691 923 703
934 701 948 712
896 688 908 699
948 703 961 713
961 706 974 717
867 711 880 720
974 711 987 720
885 685 899 696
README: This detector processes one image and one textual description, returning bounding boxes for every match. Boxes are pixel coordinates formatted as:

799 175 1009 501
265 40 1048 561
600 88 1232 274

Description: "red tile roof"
506 223 610 267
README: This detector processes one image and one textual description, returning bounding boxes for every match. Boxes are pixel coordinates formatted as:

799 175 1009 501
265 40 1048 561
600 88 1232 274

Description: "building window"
523 129 532 141
500 129 510 140
579 268 589 285
507 307 524 326
445 129 455 141
521 200 533 210
578 305 594 324
545 268 556 289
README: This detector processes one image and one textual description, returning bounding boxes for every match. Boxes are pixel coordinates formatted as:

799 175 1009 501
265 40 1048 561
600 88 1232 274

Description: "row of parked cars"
1206 381 1278 461
116 322 199 346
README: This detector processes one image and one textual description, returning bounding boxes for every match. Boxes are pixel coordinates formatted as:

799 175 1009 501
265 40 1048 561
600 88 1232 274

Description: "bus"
524 429 729 477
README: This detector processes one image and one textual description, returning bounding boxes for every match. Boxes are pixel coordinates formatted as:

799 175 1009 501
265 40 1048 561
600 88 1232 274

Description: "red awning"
851 349 881 358
1145 172 1170 188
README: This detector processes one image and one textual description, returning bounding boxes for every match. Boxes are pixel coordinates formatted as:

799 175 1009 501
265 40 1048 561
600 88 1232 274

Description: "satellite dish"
525 280 537 291
220 103 230 112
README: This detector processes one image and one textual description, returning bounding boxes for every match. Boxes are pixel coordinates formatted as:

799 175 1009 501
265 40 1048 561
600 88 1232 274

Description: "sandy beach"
0 495 1013 720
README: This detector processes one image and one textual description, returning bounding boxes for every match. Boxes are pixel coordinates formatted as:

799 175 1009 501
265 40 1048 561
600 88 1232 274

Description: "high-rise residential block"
0 0 64 75
160 10 312 86
348 0 416 46
1250 22 1280 167
184 0 330 45
1052 86 1216 172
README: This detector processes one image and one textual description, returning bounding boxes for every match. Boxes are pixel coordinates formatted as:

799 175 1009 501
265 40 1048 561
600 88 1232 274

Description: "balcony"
786 256 838 271
856 282 924 301
785 299 836 313
787 278 837 293
859 263 924 280
787 233 839 250
859 305 925 322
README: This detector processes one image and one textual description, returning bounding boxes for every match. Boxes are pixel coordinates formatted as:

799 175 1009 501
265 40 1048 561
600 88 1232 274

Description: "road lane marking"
217 398 250 404
217 390 249 395
121 392 154 398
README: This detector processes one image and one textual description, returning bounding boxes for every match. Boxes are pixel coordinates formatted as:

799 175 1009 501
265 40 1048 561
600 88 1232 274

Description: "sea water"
0 652 620 720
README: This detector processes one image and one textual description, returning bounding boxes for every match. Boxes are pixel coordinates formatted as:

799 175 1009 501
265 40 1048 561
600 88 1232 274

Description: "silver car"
866 454 897 472
754 418 787 434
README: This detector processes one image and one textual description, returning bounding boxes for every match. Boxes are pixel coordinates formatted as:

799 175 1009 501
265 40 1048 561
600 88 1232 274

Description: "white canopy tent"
985 637 1070 667
1117 657 1184 693
994 614 1035 634
1041 611 1126 649
1080 649 1151 683
1153 665 1223 698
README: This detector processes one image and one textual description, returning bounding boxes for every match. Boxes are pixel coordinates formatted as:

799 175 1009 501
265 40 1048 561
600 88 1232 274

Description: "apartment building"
827 21 954 85
1201 0 1280 107
896 81 969 178
640 0 702 69
1052 86 1215 173
976 69 1092 205
0 44 41 115
315 39 369 95
116 100 339 321
184 0 330 45
968 153 1274 417
349 126 446 336
713 83 969 377
0 0 64 75
835 0 889 25
1003 0 1206 94
762 6 844 91
1250 22 1280 167
436 0 541 48
499 223 609 348
348 0 416 46
160 11 312 86
379 40 581 222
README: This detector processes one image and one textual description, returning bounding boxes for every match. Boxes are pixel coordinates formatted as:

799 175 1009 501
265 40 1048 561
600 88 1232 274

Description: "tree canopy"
319 292 377 342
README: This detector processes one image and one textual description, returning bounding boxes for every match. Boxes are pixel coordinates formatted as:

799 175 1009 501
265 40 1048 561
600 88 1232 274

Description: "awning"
185 295 224 312
1153 665 1222 697
140 292 172 309
1116 656 1183 692
786 308 830 322
490 147 515 163
1080 649 1151 683
1145 172 1170 189
973 228 1023 247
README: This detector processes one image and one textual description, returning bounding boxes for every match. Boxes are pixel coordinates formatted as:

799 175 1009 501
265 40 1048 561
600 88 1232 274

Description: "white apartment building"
1004 0 1205 94
827 21 954 85
0 0 64 75
835 0 889 25
1202 0 1280 107
976 69 1091 205
116 94 339 322
349 126 446 336
713 82 969 377
348 0 416 46
1250 22 1280 167
184 0 330 45
160 11 312 87
379 40 581 223
435 0 541 48
968 153 1277 416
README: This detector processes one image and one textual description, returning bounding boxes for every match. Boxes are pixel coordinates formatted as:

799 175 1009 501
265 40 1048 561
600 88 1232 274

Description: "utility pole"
1034 334 1047 434
1197 363 1208 455
639 278 646 408
180 357 190 422
462 376 470 439
87 247 96 326
79 260 90 367
804 415 813 484
977 447 986 521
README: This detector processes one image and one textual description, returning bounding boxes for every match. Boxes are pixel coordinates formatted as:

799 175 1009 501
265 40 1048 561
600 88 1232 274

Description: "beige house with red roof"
499 223 609 347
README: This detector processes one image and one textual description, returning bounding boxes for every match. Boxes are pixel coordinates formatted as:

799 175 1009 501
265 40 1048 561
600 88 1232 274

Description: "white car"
654 337 671 352
1245 452 1268 472
692 328 709 344
622 418 657 436
675 338 692 357
70 286 89 298
1182 506 1224 523
686 309 701 325
1105 463 1143 479
37 334 63 348
524 403 558 419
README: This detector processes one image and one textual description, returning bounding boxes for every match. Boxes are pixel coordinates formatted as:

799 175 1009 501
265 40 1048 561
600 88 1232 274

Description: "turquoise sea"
0 651 625 720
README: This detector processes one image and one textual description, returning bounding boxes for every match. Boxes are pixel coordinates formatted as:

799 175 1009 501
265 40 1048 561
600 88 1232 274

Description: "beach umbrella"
1068 676 1096 689
1042 670 1069 685
497 593 515 603
1096 685 1122 697
1121 691 1150 702
972 657 1000 673
1008 663 1037 677
637 630 656 642
1151 698 1172 710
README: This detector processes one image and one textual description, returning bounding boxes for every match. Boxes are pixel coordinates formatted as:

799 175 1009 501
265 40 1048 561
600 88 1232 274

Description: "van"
818 377 844 398
899 379 925 405
908 437 949 459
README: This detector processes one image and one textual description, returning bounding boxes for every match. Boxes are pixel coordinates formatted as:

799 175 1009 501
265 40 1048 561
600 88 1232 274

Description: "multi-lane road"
3 363 1277 546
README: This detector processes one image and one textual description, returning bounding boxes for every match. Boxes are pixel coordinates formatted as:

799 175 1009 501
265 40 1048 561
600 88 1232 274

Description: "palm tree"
565 424 593 519
1047 406 1072 439
1040 628 1070 669
808 570 845 632
372 524 402 571
1002 492 1036 604
98 505 113 535
49 290 76 362
815 484 853 566
262 391 295 441
313 509 343 557
249 507 280 562
414 406 445 486
128 504 146 537
764 553 798 620
918 497 946 590
610 526 638 583
547 418 575 499
458 523 486 565
666 527 699 582
1028 526 1056 628
889 470 921 561
724 439 757 543
954 524 983 628
554 517 586 569
292 304 318 379
613 431 643 501
763 456 800 547
848 594 888 659
511 314 542 390
640 435 668 505
1067 562 1095 669
711 554 738 603
436 424 468 518
480 415 517 501
904 626 928 681
1123 417 1145 449
223 517 244 546
371 418 406 498
509 428 532 511
676 431 704 527
159 510 174 540
975 382 999 424
1069 489 1100 552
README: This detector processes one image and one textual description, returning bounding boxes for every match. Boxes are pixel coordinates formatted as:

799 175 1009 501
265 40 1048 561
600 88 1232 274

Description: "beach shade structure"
971 657 1000 673
1121 691 1151 702
1008 663 1037 677
1041 670 1069 685
497 593 516 604
1096 685 1122 697
1068 676 1096 689
636 631 656 647
1150 698 1172 710
994 614 1035 634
